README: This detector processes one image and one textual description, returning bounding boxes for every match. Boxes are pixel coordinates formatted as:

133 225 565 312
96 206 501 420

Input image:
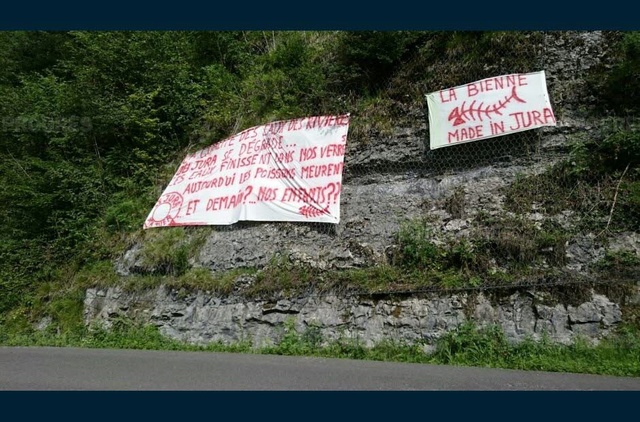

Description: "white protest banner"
426 71 556 149
143 114 350 228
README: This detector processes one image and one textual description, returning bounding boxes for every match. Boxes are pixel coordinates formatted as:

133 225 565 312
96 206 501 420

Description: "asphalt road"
1 346 639 390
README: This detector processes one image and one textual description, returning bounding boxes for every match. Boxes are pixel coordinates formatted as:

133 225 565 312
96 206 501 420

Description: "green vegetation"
2 317 639 377
505 121 640 233
0 315 253 352
3 31 637 316
594 250 640 281
506 33 640 228
592 32 640 115
430 322 640 376
0 30 479 315
139 228 190 275
1 31 640 373
385 214 571 290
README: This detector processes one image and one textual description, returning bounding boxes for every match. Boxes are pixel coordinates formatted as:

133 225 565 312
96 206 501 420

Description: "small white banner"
144 114 350 228
426 71 556 149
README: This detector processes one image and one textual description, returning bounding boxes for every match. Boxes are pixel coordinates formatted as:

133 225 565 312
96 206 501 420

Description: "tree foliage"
0 31 636 316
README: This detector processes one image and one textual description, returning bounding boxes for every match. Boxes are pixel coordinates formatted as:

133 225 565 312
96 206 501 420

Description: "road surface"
1 346 639 390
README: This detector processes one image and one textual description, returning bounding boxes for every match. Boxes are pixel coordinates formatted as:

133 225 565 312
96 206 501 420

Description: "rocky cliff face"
116 32 615 276
84 284 633 348
98 31 639 348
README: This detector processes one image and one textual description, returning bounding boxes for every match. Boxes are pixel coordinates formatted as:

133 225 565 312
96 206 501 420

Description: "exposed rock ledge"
84 284 636 350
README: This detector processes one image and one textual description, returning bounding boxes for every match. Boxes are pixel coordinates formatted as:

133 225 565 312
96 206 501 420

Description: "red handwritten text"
301 163 344 179
206 190 246 211
258 187 279 201
281 186 327 204
320 143 345 158
467 74 528 97
299 147 317 162
447 125 484 144
239 136 283 156
220 154 258 171
183 174 237 194
509 108 556 130
305 115 349 130
253 167 295 179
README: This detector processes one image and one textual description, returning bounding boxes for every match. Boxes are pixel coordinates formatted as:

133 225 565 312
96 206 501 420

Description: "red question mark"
244 185 254 204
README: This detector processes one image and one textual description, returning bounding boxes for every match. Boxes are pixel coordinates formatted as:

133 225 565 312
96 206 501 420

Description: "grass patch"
333 265 413 293
588 32 640 115
132 226 215 277
0 316 251 353
593 249 640 281
139 228 190 276
245 255 320 297
595 249 640 270
432 322 640 377
385 215 572 291
474 216 569 269
172 267 257 295
348 95 396 143
61 265 259 296
262 319 640 377
71 260 120 289
504 122 640 233
4 318 638 377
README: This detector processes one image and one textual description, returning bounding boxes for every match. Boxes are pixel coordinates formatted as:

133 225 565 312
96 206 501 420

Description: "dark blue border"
0 391 638 419
0 1 638 30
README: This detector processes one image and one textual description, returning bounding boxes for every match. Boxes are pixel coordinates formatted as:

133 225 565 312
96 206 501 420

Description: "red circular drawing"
147 192 183 227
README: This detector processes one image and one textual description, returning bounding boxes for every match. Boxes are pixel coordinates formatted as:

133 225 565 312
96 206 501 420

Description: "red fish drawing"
299 205 330 218
448 86 526 126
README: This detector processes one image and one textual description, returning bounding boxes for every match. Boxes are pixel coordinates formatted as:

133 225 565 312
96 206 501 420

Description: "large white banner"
426 71 556 149
144 115 350 228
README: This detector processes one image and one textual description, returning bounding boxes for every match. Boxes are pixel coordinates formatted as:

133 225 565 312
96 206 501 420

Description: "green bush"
505 123 640 232
431 322 640 376
104 199 144 232
595 249 640 272
393 219 485 288
433 322 512 365
395 219 443 271
140 228 191 276
335 31 425 94
573 121 640 175
600 32 640 114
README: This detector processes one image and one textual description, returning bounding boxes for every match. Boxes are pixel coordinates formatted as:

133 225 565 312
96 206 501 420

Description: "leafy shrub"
104 198 145 233
140 228 190 276
505 123 640 232
600 32 640 114
432 322 511 365
572 121 640 175
595 249 640 273
334 31 426 94
394 219 485 288
395 219 442 271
